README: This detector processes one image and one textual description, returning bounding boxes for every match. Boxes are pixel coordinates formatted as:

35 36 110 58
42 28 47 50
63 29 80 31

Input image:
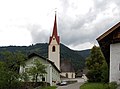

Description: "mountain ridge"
0 43 90 72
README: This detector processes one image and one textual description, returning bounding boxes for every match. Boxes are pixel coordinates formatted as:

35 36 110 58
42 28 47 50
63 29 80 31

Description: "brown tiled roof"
60 60 75 72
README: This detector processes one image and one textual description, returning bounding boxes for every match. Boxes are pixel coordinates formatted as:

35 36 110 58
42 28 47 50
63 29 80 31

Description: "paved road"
57 82 84 89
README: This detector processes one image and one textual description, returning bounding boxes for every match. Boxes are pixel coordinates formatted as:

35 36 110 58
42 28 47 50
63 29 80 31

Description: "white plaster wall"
49 65 52 85
48 36 60 70
51 66 60 85
60 73 66 77
110 43 120 84
60 72 75 78
19 56 60 86
19 56 50 82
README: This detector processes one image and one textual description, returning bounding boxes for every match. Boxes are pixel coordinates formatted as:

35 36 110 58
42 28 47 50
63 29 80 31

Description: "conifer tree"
86 45 108 82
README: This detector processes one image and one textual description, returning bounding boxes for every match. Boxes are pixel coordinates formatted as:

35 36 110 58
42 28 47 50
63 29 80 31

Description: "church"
19 14 61 86
19 13 76 85
97 22 120 84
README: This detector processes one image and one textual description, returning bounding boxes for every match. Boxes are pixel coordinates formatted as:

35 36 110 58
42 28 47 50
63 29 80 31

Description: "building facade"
19 53 60 86
110 43 120 83
60 60 75 78
97 22 120 84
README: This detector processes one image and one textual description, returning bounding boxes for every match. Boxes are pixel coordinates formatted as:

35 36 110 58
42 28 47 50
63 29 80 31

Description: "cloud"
25 0 120 50
27 24 50 44
57 0 120 49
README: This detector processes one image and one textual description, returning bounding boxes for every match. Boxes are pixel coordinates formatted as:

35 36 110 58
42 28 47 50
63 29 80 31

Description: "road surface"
57 82 84 89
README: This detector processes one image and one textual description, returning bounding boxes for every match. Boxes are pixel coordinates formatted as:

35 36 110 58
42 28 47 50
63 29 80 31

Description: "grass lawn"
80 83 105 89
40 86 57 89
80 82 118 89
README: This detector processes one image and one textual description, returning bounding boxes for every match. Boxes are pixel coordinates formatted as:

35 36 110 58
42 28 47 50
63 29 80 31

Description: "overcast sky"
0 0 120 50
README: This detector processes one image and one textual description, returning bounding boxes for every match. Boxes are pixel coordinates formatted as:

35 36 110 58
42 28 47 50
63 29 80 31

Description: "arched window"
52 46 55 52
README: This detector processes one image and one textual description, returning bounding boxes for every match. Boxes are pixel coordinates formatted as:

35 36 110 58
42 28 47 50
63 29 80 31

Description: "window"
42 77 45 81
66 73 68 78
72 73 73 78
52 46 55 52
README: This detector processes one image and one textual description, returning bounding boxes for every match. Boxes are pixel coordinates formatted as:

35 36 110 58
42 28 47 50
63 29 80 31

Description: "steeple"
52 13 57 37
49 13 60 44
48 13 60 70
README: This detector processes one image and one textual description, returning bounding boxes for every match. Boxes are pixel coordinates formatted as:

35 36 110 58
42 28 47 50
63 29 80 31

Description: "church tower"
48 13 60 70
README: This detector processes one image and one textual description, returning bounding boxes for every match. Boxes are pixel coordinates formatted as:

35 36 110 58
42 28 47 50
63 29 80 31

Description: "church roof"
49 14 60 45
27 53 61 73
96 21 120 65
60 60 75 72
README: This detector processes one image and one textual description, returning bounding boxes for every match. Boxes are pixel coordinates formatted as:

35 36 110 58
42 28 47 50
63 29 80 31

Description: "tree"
20 71 29 82
1 51 26 72
86 45 108 82
27 59 47 83
0 51 26 89
101 60 109 82
0 61 9 89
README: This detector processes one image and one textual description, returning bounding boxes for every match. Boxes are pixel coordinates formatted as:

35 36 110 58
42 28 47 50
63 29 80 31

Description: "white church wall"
110 43 120 84
48 36 60 70
52 66 60 85
61 72 75 78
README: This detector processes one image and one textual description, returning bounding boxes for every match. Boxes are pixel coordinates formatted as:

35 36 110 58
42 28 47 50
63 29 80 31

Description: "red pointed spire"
49 13 60 45
52 13 58 37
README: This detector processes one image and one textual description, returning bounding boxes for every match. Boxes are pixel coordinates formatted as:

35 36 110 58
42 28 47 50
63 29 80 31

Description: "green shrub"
103 82 117 89
109 82 117 89
86 70 101 82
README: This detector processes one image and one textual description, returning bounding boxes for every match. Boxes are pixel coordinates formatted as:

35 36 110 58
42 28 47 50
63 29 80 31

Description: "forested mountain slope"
0 43 90 72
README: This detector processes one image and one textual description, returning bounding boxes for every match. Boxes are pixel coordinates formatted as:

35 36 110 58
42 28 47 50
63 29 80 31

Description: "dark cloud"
27 24 49 44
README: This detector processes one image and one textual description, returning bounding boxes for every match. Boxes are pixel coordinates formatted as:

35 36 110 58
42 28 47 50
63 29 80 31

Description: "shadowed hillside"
75 49 90 59
0 43 90 72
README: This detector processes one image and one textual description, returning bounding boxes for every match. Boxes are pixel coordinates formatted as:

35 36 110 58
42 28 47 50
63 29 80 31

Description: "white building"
60 60 75 79
19 53 60 86
20 14 61 86
97 22 120 84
